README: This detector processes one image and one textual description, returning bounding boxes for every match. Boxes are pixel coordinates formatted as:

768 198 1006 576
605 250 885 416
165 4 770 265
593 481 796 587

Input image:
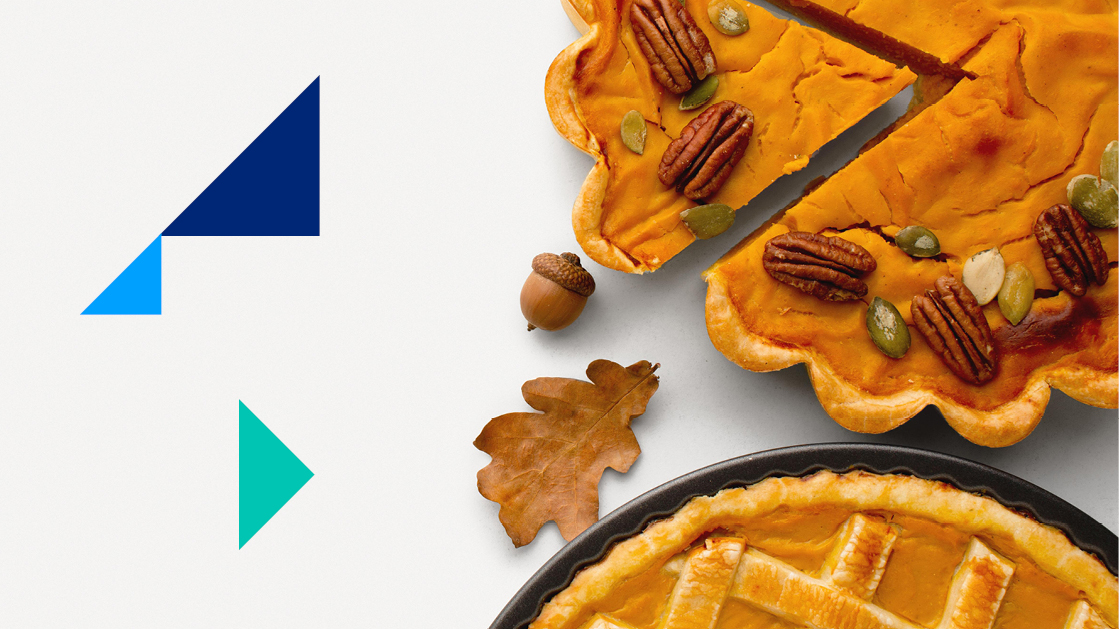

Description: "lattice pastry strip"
578 520 1113 629
1065 599 1111 629
659 537 744 629
936 538 1015 629
728 546 924 629
819 513 899 600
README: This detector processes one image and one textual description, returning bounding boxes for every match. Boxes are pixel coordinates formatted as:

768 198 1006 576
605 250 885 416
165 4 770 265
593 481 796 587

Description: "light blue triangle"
82 235 162 315
239 401 314 548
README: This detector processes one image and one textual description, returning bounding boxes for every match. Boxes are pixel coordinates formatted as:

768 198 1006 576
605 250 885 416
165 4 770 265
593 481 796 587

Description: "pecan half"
659 100 754 200
762 231 877 301
911 276 996 385
630 0 716 94
1033 203 1110 296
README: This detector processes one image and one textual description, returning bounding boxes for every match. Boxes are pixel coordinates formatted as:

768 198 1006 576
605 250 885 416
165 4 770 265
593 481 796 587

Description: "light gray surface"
0 0 1114 627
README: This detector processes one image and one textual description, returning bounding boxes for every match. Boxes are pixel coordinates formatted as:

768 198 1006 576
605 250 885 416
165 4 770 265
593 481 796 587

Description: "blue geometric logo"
83 77 320 315
82 236 163 315
239 401 314 549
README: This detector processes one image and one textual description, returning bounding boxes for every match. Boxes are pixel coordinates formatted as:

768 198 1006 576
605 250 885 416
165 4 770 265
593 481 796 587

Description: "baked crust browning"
702 9 1118 441
546 0 916 273
530 471 1118 629
705 266 1064 446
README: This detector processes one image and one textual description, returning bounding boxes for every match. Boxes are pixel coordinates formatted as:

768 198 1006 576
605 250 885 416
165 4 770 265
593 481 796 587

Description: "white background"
0 0 1114 626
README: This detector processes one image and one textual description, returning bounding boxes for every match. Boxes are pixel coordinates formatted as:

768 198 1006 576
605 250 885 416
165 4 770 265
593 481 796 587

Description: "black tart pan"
490 443 1117 629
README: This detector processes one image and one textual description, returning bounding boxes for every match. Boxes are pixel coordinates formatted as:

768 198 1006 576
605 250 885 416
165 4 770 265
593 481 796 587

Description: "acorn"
520 252 596 331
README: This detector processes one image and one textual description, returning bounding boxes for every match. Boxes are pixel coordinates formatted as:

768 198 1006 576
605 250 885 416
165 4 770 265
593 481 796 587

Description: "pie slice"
529 471 1118 629
546 0 915 273
703 2 1117 445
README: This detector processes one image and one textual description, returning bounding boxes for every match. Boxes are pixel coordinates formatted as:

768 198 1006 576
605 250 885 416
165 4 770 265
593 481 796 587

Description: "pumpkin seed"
679 75 719 111
680 203 735 239
894 225 940 258
1102 140 1118 189
865 296 910 358
998 262 1034 325
1067 173 1118 229
620 110 647 155
962 247 1005 305
707 0 749 36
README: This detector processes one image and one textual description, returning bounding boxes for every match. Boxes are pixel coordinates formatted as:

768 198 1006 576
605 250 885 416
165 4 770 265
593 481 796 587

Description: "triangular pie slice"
703 2 1117 445
546 0 915 273
529 471 1118 629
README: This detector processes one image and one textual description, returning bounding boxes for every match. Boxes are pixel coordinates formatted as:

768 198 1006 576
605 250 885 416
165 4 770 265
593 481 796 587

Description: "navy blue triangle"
163 77 319 236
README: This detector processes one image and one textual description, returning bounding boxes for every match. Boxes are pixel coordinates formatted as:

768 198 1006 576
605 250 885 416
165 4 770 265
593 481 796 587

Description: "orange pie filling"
549 0 1118 442
702 5 1117 443
557 0 915 272
530 472 1118 629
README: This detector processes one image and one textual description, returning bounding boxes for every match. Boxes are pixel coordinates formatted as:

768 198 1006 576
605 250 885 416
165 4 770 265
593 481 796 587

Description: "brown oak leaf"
474 360 660 547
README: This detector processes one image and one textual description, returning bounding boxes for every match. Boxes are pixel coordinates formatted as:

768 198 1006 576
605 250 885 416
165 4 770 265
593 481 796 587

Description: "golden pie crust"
546 0 915 273
530 471 1118 629
546 0 1117 445
701 2 1118 446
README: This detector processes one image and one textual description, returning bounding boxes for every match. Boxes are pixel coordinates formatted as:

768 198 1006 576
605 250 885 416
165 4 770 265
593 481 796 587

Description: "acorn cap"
531 252 596 297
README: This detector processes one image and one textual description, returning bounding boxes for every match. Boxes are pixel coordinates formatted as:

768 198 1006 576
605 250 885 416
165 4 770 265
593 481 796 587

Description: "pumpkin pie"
703 1 1117 445
529 471 1117 629
546 0 915 273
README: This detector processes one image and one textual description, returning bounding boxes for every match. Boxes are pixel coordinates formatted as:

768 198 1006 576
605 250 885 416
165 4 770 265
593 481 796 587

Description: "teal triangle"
82 235 162 315
238 401 313 548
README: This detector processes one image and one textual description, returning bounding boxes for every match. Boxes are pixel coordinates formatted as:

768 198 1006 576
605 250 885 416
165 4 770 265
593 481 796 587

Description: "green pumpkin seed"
866 297 910 359
680 203 735 239
962 247 1005 306
1102 140 1118 189
707 0 749 36
620 110 647 155
998 262 1034 325
894 225 940 258
679 75 719 111
1068 173 1118 229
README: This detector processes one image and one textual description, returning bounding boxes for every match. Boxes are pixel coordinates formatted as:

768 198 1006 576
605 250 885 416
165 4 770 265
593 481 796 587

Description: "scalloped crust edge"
531 470 1118 629
704 268 1119 447
546 0 650 274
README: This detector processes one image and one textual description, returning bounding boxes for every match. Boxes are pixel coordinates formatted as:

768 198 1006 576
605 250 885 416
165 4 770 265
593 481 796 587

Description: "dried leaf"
474 360 660 547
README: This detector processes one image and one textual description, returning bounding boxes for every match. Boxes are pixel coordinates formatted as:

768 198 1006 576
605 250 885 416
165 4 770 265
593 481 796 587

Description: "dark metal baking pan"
489 442 1118 629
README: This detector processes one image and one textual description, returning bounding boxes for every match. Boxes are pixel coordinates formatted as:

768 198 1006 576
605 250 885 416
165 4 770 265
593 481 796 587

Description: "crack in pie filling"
546 0 1118 445
528 471 1118 629
547 0 916 273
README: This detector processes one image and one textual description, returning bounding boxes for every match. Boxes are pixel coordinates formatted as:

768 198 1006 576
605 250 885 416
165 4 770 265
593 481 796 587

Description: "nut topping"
894 225 940 258
620 110 647 155
707 0 749 36
679 75 719 111
1033 203 1110 296
679 202 735 239
911 276 996 385
659 100 754 200
762 231 877 301
998 262 1034 325
630 0 717 94
961 247 1005 306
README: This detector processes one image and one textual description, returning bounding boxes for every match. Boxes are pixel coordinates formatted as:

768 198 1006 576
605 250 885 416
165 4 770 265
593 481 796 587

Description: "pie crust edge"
704 270 1119 447
529 470 1118 628
546 0 649 275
